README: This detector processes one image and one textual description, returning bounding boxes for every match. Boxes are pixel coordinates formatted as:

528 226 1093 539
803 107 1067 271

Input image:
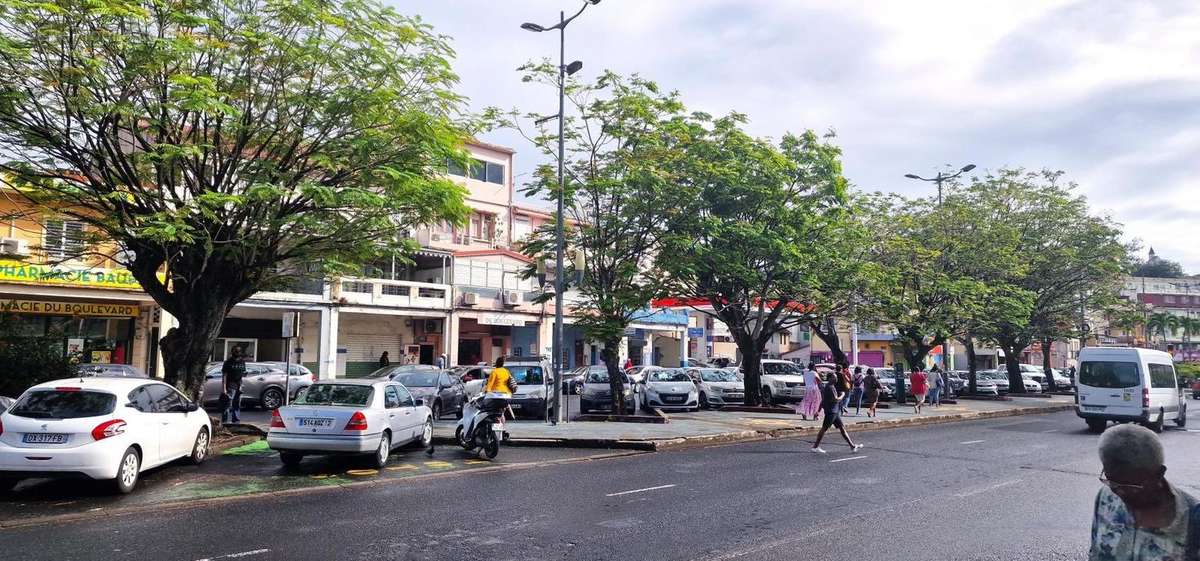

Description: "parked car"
625 364 662 385
688 367 744 408
979 370 1011 393
369 364 439 379
1076 347 1186 433
1019 374 1043 393
77 363 148 378
873 368 896 400
503 356 554 419
578 366 636 414
0 377 211 494
267 379 433 468
458 365 493 398
758 359 807 404
200 362 313 410
0 396 12 414
639 368 699 411
261 362 317 382
561 367 586 395
1192 379 1200 400
390 370 466 420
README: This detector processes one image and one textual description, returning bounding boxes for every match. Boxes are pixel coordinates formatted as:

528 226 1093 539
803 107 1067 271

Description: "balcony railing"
332 277 451 310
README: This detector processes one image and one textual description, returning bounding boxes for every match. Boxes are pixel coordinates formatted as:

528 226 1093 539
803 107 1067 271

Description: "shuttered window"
43 219 86 260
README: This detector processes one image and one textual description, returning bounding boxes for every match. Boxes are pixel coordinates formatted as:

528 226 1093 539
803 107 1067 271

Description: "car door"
382 385 406 444
202 369 223 406
439 371 463 412
393 384 421 440
1147 362 1179 413
244 364 271 403
146 384 192 461
127 385 164 466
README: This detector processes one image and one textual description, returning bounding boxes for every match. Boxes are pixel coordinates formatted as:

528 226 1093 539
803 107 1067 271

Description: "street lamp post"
522 0 600 425
904 164 976 207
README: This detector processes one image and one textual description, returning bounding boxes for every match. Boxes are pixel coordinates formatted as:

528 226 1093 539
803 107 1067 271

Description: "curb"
211 434 262 455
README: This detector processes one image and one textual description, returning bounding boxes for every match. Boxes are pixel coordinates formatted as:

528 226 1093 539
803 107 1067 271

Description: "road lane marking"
424 461 454 469
959 440 985 445
1042 429 1059 433
606 484 676 497
194 549 270 561
829 456 867 463
954 479 1022 498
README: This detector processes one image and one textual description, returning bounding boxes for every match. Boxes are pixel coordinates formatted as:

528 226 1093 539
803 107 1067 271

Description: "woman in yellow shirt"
483 357 515 396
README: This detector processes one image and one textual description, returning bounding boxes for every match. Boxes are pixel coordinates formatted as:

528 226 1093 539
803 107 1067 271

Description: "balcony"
332 277 451 311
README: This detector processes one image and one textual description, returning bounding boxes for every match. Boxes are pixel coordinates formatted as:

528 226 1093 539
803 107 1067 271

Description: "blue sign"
687 327 704 337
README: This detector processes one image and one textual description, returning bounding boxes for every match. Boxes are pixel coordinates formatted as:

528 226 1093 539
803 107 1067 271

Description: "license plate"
1083 405 1104 411
665 396 684 403
297 417 333 428
510 404 522 410
727 394 744 399
23 433 66 444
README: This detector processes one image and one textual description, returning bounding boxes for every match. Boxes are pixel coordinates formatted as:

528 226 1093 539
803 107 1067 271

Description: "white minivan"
1075 347 1186 433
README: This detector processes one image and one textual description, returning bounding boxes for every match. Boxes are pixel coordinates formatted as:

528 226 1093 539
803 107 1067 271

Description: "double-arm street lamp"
522 0 600 425
904 163 976 207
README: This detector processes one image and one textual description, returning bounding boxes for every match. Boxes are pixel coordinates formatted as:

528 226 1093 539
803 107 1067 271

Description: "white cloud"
401 0 1200 271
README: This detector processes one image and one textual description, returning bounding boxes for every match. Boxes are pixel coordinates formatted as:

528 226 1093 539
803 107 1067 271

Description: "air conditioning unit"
503 290 522 306
430 233 444 241
0 238 29 257
462 292 479 306
424 319 443 334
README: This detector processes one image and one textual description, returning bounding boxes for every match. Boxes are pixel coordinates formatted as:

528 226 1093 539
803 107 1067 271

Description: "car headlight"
772 380 785 388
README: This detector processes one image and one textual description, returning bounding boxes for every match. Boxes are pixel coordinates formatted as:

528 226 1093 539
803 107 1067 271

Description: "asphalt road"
3 408 1198 561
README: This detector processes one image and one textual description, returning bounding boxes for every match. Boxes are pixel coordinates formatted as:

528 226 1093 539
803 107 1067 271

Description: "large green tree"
494 68 691 414
658 115 849 406
0 0 469 395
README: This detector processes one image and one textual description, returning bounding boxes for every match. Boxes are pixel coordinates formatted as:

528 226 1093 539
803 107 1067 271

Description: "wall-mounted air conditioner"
462 292 479 306
0 238 29 257
503 290 522 306
424 319 443 334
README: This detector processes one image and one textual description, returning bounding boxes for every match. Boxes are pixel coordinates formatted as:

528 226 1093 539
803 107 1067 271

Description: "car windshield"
648 369 691 382
762 362 801 375
508 365 544 385
395 373 438 387
10 389 117 419
78 364 142 377
294 384 373 406
1079 361 1140 389
585 369 611 383
700 369 738 382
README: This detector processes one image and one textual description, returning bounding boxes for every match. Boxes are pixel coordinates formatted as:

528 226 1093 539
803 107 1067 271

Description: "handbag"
218 392 231 410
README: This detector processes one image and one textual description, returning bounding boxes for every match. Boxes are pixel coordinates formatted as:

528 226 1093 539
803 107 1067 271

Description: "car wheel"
1175 405 1187 428
370 432 391 469
0 478 21 493
431 401 442 421
420 419 434 448
188 428 210 465
1086 418 1106 433
112 447 141 494
280 451 304 467
699 393 709 409
260 387 284 410
1146 410 1165 434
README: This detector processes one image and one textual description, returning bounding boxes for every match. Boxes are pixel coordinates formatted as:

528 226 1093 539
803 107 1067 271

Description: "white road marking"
1042 429 1059 433
606 484 676 497
194 549 271 561
959 439 985 445
954 479 1022 498
829 455 868 463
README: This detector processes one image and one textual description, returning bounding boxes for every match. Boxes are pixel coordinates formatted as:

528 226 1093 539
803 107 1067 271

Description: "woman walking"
848 366 865 416
928 367 945 407
836 364 853 415
811 371 863 454
910 368 928 415
863 367 882 417
798 361 822 421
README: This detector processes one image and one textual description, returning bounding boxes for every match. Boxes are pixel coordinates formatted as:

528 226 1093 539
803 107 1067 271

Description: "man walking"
221 347 247 424
811 371 863 454
848 366 865 416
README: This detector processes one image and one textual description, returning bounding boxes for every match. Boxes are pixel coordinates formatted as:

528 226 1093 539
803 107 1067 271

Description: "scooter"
455 392 507 460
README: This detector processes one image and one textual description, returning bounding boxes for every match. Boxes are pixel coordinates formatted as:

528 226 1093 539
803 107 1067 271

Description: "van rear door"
1078 360 1143 418
1146 362 1180 415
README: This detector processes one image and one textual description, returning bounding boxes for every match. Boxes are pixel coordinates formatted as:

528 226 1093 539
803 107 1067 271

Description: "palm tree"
1179 316 1200 351
1145 312 1181 348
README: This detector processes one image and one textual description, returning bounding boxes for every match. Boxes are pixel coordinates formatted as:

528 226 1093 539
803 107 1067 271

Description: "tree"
494 68 691 414
0 0 470 396
804 195 880 368
1146 312 1181 347
968 170 1128 392
657 115 849 406
1132 253 1185 278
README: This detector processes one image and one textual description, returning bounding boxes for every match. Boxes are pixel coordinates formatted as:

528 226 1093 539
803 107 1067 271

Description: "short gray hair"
1098 424 1164 473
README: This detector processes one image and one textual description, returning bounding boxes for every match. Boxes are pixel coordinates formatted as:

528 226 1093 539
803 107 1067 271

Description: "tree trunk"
1002 348 1026 394
601 339 627 415
159 303 230 400
962 334 978 394
810 318 847 366
741 343 767 406
1041 337 1056 392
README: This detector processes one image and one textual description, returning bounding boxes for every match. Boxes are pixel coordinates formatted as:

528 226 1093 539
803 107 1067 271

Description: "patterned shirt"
1089 484 1196 561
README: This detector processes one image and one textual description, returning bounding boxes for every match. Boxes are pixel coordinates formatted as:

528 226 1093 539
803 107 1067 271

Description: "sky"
403 0 1200 272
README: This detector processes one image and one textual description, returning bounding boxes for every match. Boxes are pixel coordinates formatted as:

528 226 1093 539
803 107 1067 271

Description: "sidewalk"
431 395 1076 450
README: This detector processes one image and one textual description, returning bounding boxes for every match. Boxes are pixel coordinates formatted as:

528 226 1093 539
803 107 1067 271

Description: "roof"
312 378 384 386
466 138 516 155
453 248 533 263
30 376 164 392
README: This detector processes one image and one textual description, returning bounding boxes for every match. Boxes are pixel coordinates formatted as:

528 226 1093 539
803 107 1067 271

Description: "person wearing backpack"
811 371 863 455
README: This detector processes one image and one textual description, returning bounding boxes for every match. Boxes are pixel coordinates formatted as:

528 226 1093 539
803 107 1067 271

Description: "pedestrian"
797 361 823 421
836 364 853 415
928 365 944 407
1088 424 1198 561
436 354 446 369
910 368 928 415
623 357 633 371
863 367 883 418
378 351 390 369
848 366 865 416
811 371 863 454
221 346 247 424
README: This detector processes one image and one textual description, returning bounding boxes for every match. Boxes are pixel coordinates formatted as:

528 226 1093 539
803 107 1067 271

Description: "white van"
1075 347 1186 433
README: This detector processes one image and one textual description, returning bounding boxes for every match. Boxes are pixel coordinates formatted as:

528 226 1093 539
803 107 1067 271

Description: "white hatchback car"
0 377 211 494
640 368 700 411
267 379 433 468
688 367 744 408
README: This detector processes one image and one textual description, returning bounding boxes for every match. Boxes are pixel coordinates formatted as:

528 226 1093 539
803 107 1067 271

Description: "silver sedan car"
200 362 314 410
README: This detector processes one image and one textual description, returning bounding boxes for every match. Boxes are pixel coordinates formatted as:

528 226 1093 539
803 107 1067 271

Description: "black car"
390 370 466 420
578 366 636 414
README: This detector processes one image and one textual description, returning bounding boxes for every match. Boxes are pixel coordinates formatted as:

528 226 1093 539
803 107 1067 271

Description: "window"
147 384 184 412
513 217 532 242
1148 363 1176 389
384 386 401 409
1165 295 1176 304
439 373 454 387
43 219 86 259
447 158 466 177
1079 361 1140 389
10 389 117 419
485 162 505 185
469 159 487 181
394 384 416 407
129 386 157 412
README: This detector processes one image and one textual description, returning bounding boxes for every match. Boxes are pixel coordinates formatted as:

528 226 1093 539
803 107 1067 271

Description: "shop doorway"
458 338 482 366
419 344 434 365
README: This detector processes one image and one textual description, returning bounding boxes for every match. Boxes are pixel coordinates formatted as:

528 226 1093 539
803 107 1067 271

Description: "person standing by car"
928 365 944 407
848 366 865 416
909 368 928 415
378 351 390 369
811 372 862 454
436 354 446 369
863 367 883 418
1088 424 1197 561
798 362 822 421
623 357 633 371
221 347 247 424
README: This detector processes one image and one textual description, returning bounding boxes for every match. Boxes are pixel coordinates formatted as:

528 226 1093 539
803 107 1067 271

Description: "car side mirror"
187 402 200 413
125 402 139 410
414 398 424 407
